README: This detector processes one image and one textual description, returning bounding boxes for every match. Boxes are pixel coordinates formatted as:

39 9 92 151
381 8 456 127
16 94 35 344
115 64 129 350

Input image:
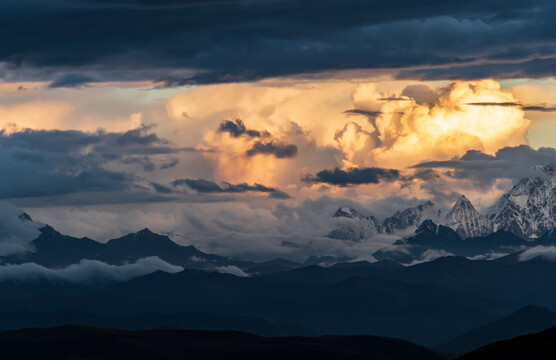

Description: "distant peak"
138 228 154 235
514 304 553 314
333 207 359 218
532 164 555 178
448 195 476 213
414 200 436 212
38 224 62 238
534 164 554 172
455 195 471 204
18 212 33 222
416 219 437 234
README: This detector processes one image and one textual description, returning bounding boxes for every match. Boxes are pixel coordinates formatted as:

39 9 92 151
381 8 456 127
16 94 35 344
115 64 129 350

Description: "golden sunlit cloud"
345 79 530 168
166 79 530 190
0 101 73 134
0 78 536 206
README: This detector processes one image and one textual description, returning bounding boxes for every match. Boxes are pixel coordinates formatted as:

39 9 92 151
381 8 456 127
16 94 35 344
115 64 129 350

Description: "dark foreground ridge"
457 325 556 360
0 325 446 360
438 305 556 356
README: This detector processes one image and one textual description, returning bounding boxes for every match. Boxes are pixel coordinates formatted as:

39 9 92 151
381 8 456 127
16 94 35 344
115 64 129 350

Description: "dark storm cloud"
397 57 556 81
467 102 522 107
302 167 404 186
171 178 291 198
0 148 130 198
344 109 383 117
150 182 173 194
81 0 249 8
0 126 188 200
218 119 268 138
401 84 438 105
378 97 412 101
413 145 556 186
47 73 98 88
343 109 405 121
0 0 554 84
121 156 156 171
466 102 556 112
172 178 222 192
160 157 179 169
522 105 556 112
0 125 169 154
246 141 297 158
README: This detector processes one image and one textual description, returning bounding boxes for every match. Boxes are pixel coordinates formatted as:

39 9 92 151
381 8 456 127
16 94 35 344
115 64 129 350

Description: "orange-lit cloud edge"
1 77 554 212
3 77 555 259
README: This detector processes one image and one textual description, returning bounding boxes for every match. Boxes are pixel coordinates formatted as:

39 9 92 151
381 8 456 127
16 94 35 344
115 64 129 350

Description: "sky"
1 0 556 261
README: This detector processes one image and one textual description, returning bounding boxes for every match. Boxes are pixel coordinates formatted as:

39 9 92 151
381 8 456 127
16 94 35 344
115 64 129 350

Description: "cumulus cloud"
0 77 546 262
161 79 536 210
334 121 380 168
198 116 326 186
519 246 556 262
343 79 530 168
0 257 183 285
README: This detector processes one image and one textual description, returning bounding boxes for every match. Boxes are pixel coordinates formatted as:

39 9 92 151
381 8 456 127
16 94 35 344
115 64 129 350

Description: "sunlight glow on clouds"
349 79 530 168
164 79 531 188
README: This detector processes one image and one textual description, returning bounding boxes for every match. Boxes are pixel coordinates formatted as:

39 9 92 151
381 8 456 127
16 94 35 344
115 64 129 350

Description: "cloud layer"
2 0 556 84
0 77 552 262
519 246 556 262
0 257 183 285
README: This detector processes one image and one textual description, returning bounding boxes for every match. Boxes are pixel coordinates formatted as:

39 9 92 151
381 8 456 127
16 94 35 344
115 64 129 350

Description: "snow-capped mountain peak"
328 207 381 241
333 207 363 219
382 200 440 234
489 165 556 239
445 195 492 239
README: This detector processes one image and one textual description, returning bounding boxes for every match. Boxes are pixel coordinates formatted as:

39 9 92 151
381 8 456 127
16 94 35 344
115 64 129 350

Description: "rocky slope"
383 201 441 234
329 202 440 241
489 165 556 239
446 196 493 239
327 207 381 241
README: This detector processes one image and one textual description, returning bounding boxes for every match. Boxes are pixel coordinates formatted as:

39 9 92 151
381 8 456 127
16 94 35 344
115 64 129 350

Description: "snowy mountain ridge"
488 165 556 239
330 165 556 241
445 195 492 239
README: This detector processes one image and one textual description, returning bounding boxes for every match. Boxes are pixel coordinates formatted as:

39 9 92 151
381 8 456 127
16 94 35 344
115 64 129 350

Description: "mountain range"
331 165 556 243
328 165 556 263
0 166 554 357
4 219 556 353
0 219 256 271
